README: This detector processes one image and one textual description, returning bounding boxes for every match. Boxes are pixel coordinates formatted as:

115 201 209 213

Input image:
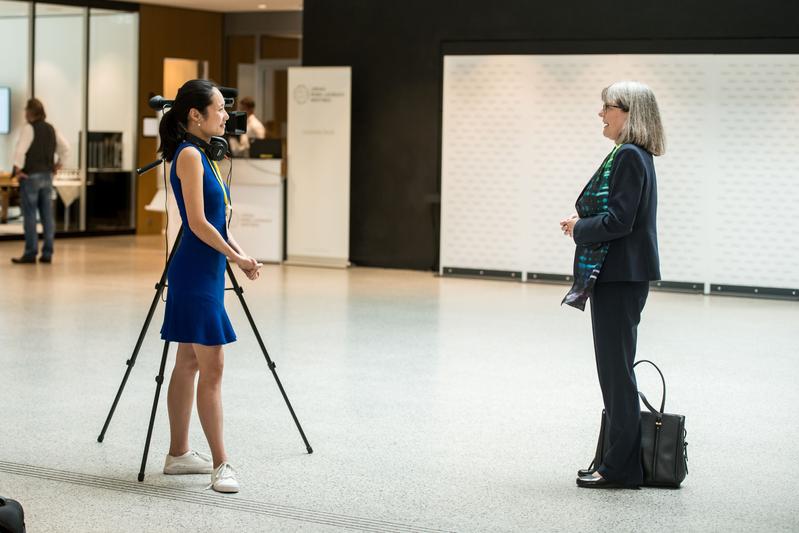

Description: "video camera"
137 86 247 174
148 86 247 136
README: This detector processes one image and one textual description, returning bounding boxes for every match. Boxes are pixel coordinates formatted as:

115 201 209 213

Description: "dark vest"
23 120 57 174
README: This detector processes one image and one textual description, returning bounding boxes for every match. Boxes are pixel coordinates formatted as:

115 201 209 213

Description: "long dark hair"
158 79 217 162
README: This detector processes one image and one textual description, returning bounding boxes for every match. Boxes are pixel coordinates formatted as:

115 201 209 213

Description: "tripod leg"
97 275 168 443
226 264 313 454
138 341 171 482
98 228 182 443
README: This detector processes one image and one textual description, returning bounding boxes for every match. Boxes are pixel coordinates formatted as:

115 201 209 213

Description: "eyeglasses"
602 103 628 113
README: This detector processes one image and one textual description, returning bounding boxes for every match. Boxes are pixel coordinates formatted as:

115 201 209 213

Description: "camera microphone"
148 95 173 110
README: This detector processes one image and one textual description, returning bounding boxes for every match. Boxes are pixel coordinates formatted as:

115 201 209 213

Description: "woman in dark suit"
560 81 665 489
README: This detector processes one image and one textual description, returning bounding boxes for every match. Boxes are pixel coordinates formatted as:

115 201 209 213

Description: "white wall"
440 54 799 290
0 4 30 171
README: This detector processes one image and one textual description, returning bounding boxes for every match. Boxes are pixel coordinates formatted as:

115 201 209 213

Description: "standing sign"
286 67 351 267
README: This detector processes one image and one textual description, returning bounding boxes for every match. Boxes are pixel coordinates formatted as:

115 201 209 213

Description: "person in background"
228 96 267 157
11 98 69 264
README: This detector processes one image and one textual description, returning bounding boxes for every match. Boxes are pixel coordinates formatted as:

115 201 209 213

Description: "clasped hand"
235 255 262 280
560 213 578 237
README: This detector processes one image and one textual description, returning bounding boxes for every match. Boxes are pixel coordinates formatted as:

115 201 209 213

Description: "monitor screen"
0 88 9 135
249 138 282 159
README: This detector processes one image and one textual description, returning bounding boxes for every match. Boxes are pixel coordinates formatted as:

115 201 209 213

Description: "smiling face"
598 102 629 143
189 88 229 139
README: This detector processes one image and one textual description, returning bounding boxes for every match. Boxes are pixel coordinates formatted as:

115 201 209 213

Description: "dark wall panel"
303 0 799 270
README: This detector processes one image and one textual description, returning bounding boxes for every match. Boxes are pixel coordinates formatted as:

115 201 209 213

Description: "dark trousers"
590 281 649 486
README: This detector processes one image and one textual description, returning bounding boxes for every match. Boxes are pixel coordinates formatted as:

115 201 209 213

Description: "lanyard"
200 151 229 206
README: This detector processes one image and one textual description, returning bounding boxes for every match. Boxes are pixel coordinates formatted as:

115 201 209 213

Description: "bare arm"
177 149 247 261
226 231 244 256
226 229 262 280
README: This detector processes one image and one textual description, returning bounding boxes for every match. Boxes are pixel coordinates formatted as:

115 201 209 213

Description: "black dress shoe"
576 475 638 489
11 256 36 264
39 256 52 263
577 460 597 477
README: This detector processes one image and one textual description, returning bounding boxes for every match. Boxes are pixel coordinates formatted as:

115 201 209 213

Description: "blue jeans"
20 171 55 259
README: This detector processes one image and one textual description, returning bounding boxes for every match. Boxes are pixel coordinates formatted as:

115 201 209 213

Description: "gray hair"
602 81 665 156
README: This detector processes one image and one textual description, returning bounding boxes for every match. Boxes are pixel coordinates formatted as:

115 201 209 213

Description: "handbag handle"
633 359 666 415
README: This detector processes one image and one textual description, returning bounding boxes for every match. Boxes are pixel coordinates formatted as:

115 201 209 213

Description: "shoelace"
190 451 212 463
206 462 236 490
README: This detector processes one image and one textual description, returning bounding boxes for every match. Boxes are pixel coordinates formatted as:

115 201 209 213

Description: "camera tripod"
97 227 313 481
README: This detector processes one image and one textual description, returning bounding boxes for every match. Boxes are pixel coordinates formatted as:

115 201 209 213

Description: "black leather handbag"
587 359 688 488
0 496 26 533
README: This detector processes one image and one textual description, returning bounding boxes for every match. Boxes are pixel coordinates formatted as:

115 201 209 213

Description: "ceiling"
135 0 302 13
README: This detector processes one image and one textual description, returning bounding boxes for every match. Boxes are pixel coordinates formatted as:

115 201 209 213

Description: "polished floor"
0 235 797 532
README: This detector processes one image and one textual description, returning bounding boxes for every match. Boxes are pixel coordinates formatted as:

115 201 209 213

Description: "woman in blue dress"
158 80 261 493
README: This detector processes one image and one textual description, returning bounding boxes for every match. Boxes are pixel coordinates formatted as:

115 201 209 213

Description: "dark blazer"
573 143 660 282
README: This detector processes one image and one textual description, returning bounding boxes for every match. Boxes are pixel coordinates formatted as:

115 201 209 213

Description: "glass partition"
0 1 137 237
34 2 86 230
87 8 138 230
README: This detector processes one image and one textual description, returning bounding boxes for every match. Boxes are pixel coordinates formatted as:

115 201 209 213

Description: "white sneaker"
209 462 240 493
163 450 213 475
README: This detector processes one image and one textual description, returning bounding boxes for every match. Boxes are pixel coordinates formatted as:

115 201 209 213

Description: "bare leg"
167 343 199 457
193 343 228 468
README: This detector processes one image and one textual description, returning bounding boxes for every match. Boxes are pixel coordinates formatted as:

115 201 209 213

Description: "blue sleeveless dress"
160 142 237 346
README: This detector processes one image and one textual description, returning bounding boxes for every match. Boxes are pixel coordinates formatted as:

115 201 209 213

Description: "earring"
197 122 201 127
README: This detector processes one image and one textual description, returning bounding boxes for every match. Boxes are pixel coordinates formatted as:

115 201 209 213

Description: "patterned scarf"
562 144 621 311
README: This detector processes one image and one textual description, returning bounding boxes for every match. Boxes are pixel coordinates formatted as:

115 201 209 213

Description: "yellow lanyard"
200 151 229 206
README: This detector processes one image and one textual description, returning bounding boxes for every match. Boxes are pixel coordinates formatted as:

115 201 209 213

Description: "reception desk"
158 158 284 263
227 158 284 263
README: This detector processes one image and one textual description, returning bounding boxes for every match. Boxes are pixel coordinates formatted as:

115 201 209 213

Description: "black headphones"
183 130 229 161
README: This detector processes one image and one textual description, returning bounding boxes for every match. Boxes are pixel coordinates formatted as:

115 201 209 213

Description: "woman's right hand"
234 254 258 271
560 213 578 236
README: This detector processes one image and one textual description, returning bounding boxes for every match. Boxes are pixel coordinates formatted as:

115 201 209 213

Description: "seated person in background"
229 96 267 157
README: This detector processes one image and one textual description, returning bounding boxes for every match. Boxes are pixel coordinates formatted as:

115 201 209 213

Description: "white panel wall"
441 54 799 290
712 58 799 288
440 58 532 272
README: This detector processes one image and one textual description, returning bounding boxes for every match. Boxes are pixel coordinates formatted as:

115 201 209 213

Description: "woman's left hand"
243 266 261 280
560 214 578 237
